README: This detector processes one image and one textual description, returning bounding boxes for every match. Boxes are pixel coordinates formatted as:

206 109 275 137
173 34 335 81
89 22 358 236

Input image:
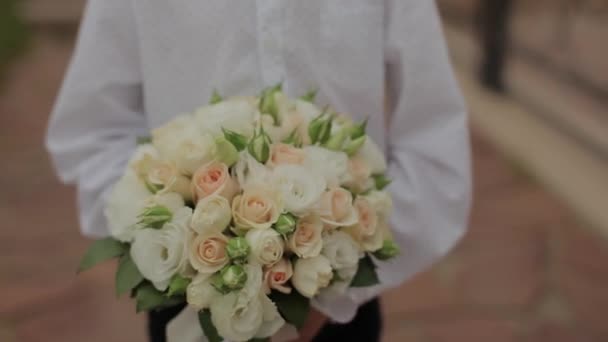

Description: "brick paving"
1 32 607 342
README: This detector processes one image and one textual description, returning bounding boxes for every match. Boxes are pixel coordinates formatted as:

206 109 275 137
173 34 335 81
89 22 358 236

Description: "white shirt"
46 0 471 324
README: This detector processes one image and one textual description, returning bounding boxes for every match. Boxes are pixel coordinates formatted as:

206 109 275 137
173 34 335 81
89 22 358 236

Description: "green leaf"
350 255 379 287
136 136 152 145
115 253 144 296
167 274 192 297
198 309 222 342
78 238 128 273
299 88 317 103
372 174 392 190
135 283 184 313
269 291 310 329
209 89 223 104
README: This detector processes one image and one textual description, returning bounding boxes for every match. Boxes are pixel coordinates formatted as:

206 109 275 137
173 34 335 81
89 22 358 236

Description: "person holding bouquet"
46 1 471 341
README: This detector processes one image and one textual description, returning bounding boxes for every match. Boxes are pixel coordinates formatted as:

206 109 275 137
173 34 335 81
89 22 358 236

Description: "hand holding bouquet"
78 86 399 342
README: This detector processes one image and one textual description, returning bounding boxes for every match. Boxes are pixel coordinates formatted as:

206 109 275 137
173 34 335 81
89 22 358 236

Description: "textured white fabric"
46 0 471 325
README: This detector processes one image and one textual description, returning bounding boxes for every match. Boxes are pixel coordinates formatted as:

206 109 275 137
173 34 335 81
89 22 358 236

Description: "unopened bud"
342 135 366 156
138 205 172 229
225 237 250 261
274 213 297 235
373 239 400 260
221 264 248 290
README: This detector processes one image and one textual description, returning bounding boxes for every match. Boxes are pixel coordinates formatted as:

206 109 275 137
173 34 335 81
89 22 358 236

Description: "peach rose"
191 161 238 202
344 156 372 193
287 215 324 258
268 144 306 168
232 186 283 231
315 187 359 228
189 233 229 273
344 197 381 251
263 258 294 294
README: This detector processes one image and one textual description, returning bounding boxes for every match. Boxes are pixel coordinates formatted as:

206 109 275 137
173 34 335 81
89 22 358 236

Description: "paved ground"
1 31 607 341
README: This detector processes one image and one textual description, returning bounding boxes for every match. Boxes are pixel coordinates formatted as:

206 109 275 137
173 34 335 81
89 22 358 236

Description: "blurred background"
1 0 607 341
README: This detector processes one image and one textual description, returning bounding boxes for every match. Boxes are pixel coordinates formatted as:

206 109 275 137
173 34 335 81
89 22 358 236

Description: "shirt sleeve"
46 0 147 238
313 0 472 322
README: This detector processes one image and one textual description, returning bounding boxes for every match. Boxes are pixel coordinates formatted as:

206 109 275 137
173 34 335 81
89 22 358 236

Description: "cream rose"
268 143 306 167
287 215 324 258
130 208 193 291
151 115 216 175
186 273 220 310
105 169 152 242
131 150 192 201
246 229 284 266
272 164 326 216
263 258 293 294
360 218 387 252
232 186 283 231
191 161 238 202
292 255 333 298
191 195 232 234
188 232 229 273
315 187 359 227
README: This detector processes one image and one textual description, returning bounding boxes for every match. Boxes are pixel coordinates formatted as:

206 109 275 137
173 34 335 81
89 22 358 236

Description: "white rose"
105 169 151 242
186 273 220 310
319 232 361 296
149 192 186 213
130 208 193 291
303 146 350 187
210 291 284 342
191 195 232 234
322 231 362 271
188 232 229 274
246 229 284 266
210 264 284 341
364 190 393 220
194 98 256 138
272 164 326 216
127 143 159 167
355 137 387 174
287 215 324 258
361 218 387 253
232 152 272 190
295 99 322 123
292 255 333 298
152 115 216 175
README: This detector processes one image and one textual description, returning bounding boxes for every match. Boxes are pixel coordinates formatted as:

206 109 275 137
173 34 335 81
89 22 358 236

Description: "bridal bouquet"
78 86 399 342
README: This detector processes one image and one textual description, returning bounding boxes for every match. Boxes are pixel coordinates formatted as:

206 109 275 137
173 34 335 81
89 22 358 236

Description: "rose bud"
138 205 172 229
248 127 272 164
274 213 297 236
343 135 366 156
225 237 250 262
373 239 400 261
221 264 248 290
213 136 239 166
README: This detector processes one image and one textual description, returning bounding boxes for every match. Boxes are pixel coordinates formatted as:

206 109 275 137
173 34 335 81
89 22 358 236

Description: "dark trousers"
148 298 382 342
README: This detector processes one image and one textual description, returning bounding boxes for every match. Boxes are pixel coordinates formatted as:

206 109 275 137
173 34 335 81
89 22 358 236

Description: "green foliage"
0 0 29 76
269 291 310 329
115 253 144 296
198 310 222 342
350 255 380 287
135 283 184 313
78 238 128 273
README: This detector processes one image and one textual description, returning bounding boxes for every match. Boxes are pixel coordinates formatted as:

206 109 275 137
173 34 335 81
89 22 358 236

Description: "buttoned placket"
256 0 288 92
